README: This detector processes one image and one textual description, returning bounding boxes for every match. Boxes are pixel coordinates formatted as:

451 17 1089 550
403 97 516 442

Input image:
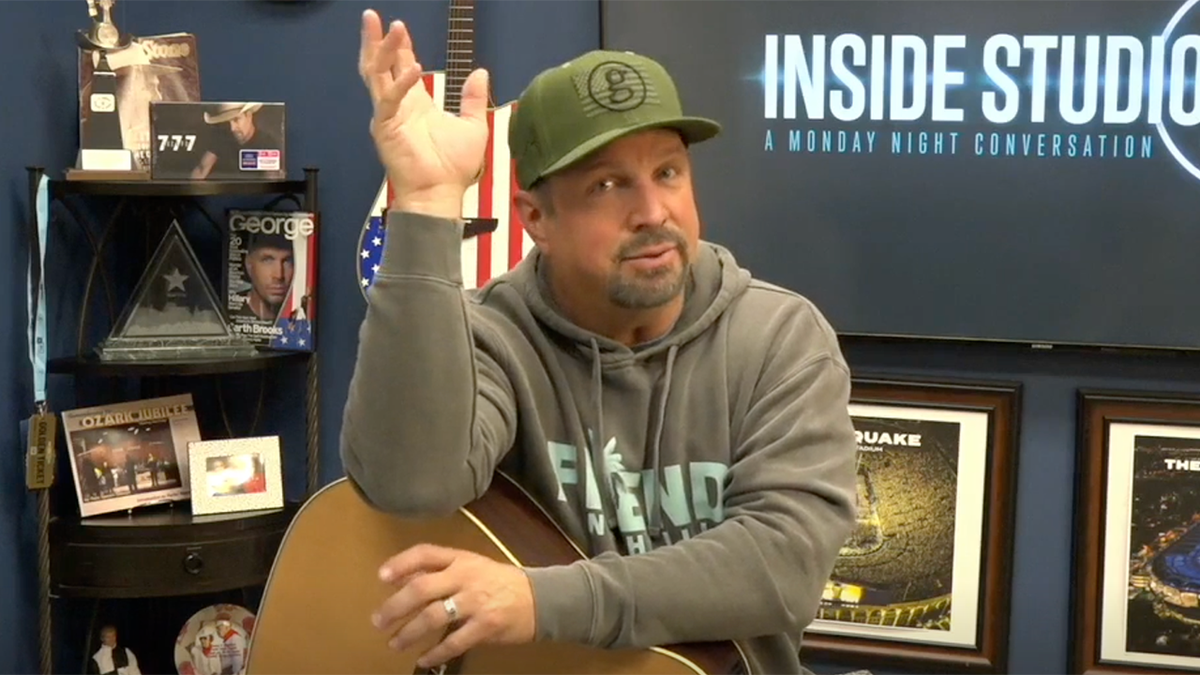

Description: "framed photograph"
60 393 199 517
188 436 283 516
1073 390 1200 675
800 375 1021 673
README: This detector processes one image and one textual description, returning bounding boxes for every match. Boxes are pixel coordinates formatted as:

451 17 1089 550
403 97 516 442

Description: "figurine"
87 625 141 675
214 613 247 675
187 624 222 675
77 0 133 51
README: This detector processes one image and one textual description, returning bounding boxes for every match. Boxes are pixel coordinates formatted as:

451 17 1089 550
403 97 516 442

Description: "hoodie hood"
495 241 751 542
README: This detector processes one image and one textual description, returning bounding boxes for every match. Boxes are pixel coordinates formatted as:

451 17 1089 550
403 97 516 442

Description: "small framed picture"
800 375 1021 674
188 436 283 516
1073 390 1200 675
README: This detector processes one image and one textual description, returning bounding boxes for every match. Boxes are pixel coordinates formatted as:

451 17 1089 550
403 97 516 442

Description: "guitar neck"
444 0 476 115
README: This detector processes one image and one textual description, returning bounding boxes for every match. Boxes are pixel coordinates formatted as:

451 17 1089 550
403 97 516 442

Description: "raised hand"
358 10 491 218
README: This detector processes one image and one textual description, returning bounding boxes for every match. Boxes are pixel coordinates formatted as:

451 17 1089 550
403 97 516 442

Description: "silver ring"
442 597 459 623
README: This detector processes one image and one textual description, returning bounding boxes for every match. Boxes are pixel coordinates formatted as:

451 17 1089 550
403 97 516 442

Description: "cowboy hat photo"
204 102 263 124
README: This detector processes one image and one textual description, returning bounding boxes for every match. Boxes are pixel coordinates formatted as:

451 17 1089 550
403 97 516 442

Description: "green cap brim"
535 116 722 185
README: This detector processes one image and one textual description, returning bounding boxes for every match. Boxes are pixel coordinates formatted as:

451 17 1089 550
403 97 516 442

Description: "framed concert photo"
188 436 284 516
800 376 1021 674
1072 390 1200 675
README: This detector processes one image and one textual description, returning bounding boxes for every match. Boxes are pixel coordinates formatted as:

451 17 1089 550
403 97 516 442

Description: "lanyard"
28 174 48 408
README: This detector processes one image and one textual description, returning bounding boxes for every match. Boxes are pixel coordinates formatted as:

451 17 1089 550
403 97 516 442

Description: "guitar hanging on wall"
356 0 532 297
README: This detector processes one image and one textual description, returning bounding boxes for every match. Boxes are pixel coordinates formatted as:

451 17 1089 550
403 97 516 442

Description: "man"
190 102 285 179
234 232 294 320
123 452 138 494
88 625 140 675
214 613 246 675
341 9 858 675
145 452 159 488
188 625 223 675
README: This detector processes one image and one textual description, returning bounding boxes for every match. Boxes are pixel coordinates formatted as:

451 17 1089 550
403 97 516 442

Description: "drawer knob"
183 552 204 575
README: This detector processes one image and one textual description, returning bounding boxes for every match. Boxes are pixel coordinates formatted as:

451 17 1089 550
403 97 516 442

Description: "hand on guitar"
372 543 536 668
358 9 490 218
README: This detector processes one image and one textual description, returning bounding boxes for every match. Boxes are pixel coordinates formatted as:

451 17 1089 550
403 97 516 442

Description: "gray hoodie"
341 211 859 674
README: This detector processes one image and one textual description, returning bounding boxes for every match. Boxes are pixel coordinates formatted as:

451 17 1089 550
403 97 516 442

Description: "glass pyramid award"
97 220 258 361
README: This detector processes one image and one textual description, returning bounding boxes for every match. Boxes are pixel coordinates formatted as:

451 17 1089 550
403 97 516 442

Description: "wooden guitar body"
243 473 749 674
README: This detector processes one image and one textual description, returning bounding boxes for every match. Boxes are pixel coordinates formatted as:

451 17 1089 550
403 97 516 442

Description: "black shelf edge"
49 502 299 600
50 178 308 198
50 500 299 534
50 577 272 601
49 350 310 377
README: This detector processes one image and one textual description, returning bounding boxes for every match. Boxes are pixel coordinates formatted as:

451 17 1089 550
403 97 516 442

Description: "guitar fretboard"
444 0 475 115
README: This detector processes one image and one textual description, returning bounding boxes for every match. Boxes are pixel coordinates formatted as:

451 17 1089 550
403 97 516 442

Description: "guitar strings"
445 0 476 114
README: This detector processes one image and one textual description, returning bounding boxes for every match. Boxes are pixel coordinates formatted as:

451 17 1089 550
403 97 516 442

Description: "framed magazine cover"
800 375 1021 673
1073 390 1200 675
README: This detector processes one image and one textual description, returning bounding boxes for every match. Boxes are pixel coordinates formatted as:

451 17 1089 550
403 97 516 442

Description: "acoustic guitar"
242 472 751 674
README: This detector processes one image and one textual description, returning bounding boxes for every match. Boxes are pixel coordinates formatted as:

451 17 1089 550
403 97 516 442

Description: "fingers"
360 13 426 116
387 592 461 652
373 569 460 633
377 60 425 123
379 543 458 583
363 21 405 105
416 618 490 670
390 18 418 88
458 68 491 125
358 9 383 81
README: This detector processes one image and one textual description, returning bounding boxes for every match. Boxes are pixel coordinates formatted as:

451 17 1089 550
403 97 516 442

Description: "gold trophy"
76 0 132 52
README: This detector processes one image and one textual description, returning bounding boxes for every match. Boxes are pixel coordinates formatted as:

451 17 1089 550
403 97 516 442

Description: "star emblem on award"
163 267 188 293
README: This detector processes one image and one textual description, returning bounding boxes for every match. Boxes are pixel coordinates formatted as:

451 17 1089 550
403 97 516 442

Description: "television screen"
600 0 1200 351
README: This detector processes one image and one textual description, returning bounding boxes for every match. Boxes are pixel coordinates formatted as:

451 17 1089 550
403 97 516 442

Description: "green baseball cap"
508 49 722 190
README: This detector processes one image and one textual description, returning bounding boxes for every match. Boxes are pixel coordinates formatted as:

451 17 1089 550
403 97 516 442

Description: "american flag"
358 71 533 295
271 214 316 351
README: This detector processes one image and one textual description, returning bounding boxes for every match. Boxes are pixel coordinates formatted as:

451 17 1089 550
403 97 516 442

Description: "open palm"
359 10 490 208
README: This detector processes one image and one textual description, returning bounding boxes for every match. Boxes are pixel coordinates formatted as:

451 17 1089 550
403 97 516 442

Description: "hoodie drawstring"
646 344 677 539
583 338 678 544
588 338 617 529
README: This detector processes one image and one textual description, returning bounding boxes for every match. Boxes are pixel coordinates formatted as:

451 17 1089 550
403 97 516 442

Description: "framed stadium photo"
1073 391 1200 675
800 376 1021 673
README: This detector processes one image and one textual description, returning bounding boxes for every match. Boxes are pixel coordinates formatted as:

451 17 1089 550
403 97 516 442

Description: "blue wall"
1 1 1196 674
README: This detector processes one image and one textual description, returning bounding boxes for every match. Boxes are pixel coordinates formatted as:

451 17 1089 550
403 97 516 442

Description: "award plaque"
97 221 257 362
75 0 136 172
79 53 130 170
73 0 202 175
150 101 287 181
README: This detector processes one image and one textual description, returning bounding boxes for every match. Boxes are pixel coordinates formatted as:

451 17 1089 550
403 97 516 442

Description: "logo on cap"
586 61 647 112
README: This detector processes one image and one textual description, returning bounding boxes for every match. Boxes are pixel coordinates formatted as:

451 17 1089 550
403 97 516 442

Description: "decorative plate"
174 603 256 675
